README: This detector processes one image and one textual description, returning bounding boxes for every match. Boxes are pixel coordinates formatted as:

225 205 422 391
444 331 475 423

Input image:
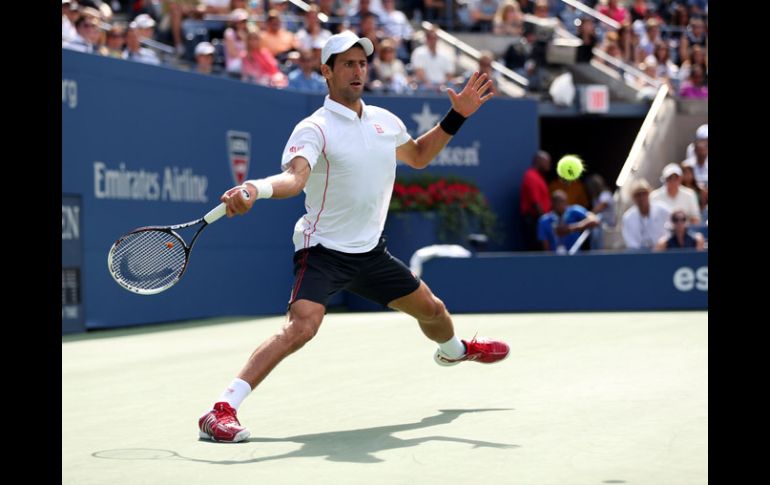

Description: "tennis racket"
107 189 249 295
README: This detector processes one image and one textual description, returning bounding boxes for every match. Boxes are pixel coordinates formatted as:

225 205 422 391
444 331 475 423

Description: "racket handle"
204 188 251 224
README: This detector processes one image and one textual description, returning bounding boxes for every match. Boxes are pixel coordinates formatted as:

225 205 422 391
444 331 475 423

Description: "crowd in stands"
519 122 707 252
63 1 706 98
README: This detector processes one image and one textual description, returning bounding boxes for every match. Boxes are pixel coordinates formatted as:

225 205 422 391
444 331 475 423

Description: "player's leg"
388 281 510 366
347 239 509 367
198 300 325 443
199 245 349 442
237 299 325 388
387 281 454 344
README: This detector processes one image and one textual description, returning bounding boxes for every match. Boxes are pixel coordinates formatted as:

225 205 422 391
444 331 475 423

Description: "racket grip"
204 188 251 224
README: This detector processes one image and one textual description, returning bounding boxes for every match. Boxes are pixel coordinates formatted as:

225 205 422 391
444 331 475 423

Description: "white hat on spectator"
134 13 156 29
311 37 326 50
660 163 683 182
229 8 249 22
321 31 374 64
695 124 708 140
681 158 696 169
195 42 216 56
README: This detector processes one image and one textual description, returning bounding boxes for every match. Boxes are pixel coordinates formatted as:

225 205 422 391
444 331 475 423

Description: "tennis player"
199 31 509 442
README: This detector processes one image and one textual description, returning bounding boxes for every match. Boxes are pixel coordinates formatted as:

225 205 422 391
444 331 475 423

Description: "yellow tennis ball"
556 155 585 181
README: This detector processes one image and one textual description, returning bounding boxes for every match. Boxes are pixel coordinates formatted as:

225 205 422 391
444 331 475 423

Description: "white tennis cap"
194 41 215 56
660 162 683 182
695 123 708 140
321 30 374 64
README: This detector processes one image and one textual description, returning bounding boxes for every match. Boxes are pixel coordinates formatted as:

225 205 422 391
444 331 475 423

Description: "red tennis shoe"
434 336 510 366
198 402 250 442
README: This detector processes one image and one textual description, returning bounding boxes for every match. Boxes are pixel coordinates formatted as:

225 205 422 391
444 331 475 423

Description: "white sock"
438 336 466 359
217 378 252 410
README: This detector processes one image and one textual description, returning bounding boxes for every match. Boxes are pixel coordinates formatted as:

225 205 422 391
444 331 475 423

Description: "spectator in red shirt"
598 0 629 24
520 150 552 251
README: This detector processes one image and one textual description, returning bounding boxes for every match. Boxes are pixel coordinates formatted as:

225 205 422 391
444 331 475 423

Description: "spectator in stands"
349 0 384 26
678 44 707 87
133 13 156 40
598 0 629 24
650 163 700 224
549 173 590 209
224 8 250 75
124 23 161 64
584 173 616 249
532 0 551 19
469 0 500 33
194 41 217 74
629 0 649 22
519 150 552 251
575 15 598 63
369 38 410 93
100 24 126 58
62 0 80 42
598 36 623 74
357 12 384 56
585 173 616 228
159 0 202 57
683 138 708 187
652 40 678 81
473 51 499 96
621 179 670 250
287 49 327 93
683 15 707 49
261 9 299 60
685 122 707 158
678 64 707 99
654 210 705 251
680 160 707 221
63 15 102 53
241 27 287 87
617 22 636 64
639 17 662 58
669 2 689 31
296 5 332 52
537 190 599 253
380 0 412 62
494 1 523 36
410 27 455 91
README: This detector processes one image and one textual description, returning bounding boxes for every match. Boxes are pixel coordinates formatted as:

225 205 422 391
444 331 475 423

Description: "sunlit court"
63 311 706 485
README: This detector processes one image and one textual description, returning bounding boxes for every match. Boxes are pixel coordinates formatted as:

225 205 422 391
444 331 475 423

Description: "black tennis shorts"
288 236 421 308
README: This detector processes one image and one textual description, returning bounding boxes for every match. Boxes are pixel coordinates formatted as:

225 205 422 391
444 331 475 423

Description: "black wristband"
439 108 467 136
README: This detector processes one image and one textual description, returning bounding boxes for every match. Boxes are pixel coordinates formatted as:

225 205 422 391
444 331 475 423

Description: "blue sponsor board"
420 250 708 312
63 51 538 328
62 194 85 333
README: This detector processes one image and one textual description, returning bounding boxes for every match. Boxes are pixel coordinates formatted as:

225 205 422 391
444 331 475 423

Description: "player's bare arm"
397 71 494 169
220 156 311 217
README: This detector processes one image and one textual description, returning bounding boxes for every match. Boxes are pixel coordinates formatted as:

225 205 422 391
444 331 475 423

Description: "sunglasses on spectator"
672 216 687 223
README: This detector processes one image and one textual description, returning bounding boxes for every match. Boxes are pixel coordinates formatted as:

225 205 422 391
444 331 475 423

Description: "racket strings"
110 230 187 291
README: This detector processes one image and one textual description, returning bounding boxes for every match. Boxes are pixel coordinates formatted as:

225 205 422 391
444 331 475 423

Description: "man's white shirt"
281 96 412 253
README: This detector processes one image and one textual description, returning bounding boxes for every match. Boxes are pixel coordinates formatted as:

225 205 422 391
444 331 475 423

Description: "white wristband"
245 179 273 199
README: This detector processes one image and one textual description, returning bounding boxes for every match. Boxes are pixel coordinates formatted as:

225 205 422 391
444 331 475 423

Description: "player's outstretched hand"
447 71 495 118
221 184 256 217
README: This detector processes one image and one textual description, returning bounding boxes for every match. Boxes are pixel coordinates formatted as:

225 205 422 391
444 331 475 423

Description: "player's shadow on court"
93 408 518 466
231 408 517 464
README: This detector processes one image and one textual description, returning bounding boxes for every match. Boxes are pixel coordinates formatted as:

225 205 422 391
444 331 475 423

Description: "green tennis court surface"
63 311 707 485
